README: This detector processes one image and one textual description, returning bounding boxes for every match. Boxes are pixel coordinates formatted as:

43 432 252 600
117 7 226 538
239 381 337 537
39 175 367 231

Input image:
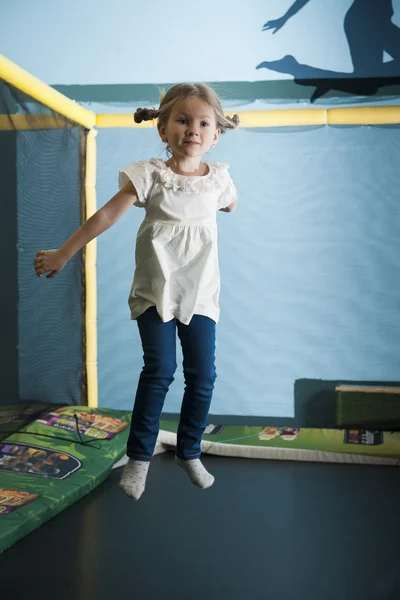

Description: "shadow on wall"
257 0 400 102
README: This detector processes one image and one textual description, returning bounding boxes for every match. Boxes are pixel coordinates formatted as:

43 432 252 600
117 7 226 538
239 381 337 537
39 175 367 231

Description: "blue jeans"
126 306 217 461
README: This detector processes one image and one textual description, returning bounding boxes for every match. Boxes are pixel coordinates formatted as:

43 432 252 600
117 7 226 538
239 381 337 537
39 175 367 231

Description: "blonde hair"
134 83 239 155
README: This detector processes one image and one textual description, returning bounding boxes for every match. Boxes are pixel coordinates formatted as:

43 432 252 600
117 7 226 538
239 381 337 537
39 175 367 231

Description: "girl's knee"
184 366 217 384
143 359 177 379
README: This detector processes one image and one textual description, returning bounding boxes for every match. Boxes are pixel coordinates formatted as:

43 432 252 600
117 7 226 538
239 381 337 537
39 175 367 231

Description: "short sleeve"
118 161 155 207
217 167 238 210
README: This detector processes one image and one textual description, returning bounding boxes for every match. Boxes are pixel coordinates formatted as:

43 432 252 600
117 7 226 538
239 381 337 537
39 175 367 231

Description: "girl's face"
159 97 220 161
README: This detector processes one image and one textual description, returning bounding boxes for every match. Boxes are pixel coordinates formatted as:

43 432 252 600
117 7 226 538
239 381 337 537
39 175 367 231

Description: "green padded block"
336 385 400 428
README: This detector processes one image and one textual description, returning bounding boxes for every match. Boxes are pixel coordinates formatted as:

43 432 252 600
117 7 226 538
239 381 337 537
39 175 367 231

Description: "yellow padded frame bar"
0 54 96 128
3 106 400 132
85 130 98 408
96 106 400 129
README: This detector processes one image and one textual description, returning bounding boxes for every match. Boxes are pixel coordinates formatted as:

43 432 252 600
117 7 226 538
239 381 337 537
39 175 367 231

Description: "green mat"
0 405 130 553
159 420 400 465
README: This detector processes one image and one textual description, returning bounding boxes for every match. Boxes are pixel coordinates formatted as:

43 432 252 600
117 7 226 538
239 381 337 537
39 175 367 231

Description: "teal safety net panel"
0 80 86 408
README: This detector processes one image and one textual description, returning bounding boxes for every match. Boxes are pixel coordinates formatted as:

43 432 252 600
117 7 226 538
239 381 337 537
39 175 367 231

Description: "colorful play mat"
1 403 399 553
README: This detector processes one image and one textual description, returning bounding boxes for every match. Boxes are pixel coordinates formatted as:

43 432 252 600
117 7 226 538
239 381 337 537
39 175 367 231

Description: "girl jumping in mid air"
34 83 239 500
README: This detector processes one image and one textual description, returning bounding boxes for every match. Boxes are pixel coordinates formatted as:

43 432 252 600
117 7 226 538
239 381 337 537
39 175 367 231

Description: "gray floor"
1 452 400 600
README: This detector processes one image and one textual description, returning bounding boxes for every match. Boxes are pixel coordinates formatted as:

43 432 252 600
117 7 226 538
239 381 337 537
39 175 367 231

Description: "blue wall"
2 0 399 85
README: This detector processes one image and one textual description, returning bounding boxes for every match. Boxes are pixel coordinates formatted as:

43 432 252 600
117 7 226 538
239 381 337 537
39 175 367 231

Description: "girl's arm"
34 181 138 279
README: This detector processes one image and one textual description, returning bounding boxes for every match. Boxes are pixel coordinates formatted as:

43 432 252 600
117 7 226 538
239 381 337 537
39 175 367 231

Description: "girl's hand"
262 17 288 33
34 249 68 279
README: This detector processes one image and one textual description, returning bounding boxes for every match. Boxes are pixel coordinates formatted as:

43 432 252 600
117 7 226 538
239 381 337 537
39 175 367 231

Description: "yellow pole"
0 54 96 129
96 106 400 128
85 129 98 408
327 105 400 125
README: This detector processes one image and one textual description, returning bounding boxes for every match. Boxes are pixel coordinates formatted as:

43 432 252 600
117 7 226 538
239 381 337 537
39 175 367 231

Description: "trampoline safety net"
0 80 87 407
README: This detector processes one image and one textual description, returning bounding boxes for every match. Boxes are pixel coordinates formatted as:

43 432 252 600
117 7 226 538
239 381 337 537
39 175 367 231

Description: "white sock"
175 457 214 489
119 459 150 500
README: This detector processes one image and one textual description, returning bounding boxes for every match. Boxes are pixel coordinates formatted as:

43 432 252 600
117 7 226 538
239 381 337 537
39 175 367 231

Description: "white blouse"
118 158 237 325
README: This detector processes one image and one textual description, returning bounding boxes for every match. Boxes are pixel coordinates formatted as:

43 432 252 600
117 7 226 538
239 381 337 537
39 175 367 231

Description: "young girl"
34 83 239 500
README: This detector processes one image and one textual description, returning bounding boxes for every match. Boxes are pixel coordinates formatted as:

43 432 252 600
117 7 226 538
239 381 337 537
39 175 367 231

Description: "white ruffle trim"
149 158 230 194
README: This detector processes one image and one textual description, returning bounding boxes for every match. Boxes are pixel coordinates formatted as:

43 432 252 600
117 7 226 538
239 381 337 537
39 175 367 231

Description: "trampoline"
1 452 400 600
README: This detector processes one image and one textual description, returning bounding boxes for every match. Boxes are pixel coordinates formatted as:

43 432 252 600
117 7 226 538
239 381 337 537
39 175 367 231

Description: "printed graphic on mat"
0 489 39 515
204 424 224 436
344 430 383 446
37 409 128 439
259 427 300 441
0 443 81 479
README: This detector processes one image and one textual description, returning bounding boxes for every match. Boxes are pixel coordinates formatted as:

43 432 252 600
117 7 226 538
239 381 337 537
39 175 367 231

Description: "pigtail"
134 108 160 123
224 114 240 130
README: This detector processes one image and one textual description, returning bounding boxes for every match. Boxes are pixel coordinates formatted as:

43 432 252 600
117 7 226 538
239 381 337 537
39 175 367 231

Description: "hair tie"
134 108 160 123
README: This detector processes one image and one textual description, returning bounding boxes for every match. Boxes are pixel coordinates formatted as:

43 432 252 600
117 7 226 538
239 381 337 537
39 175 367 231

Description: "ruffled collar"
149 158 229 194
